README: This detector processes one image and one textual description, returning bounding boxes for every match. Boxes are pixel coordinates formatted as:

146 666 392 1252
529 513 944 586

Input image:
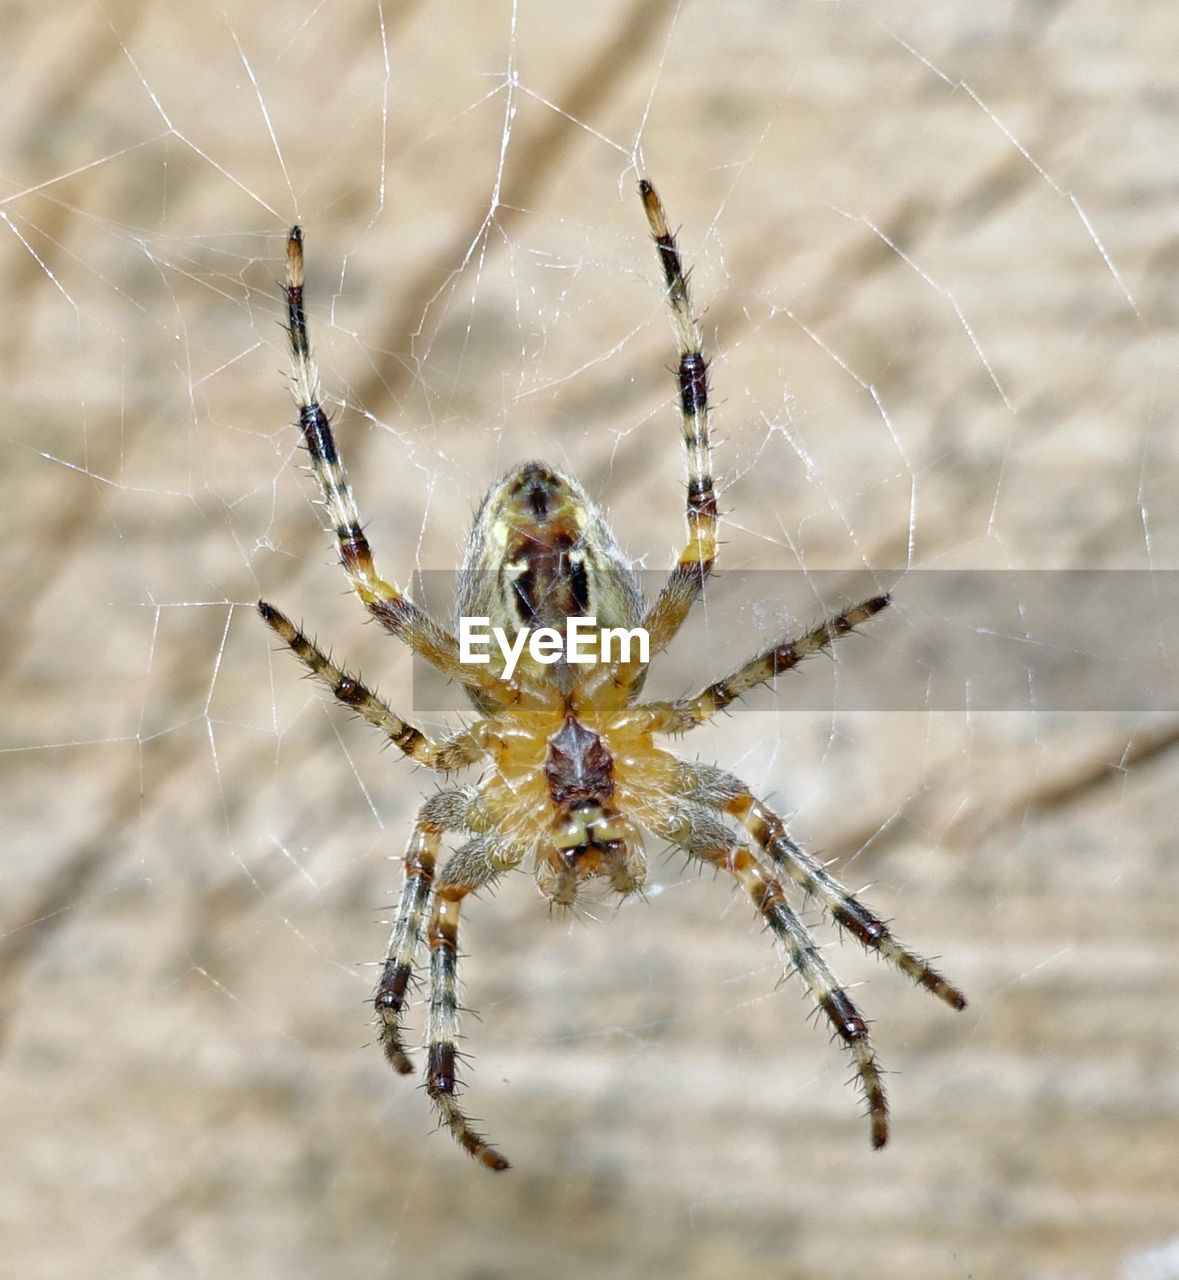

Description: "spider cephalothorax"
259 180 965 1171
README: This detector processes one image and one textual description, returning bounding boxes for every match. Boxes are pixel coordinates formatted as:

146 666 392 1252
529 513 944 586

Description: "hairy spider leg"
374 808 444 1073
624 595 892 737
728 789 968 1012
724 841 892 1147
281 227 539 709
257 601 483 770
638 181 717 655
424 878 510 1171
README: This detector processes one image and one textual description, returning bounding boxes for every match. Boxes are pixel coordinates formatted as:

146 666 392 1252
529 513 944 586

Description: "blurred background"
2 2 1177 1277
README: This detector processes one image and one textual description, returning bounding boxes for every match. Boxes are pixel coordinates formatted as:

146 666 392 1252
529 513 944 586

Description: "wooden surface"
2 3 1177 1278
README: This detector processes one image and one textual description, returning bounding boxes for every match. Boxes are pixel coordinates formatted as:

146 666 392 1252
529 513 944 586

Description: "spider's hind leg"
636 179 718 656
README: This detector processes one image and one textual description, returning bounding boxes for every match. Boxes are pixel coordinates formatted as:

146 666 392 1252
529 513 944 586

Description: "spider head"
537 801 647 906
532 714 647 905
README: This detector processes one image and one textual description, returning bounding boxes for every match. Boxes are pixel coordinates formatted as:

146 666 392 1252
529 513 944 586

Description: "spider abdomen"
456 462 645 702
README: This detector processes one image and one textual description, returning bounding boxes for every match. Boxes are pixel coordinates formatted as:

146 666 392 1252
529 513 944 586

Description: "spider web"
2 3 1177 1278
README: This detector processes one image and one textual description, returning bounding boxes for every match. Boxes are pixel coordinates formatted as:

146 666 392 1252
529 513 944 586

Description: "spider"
258 179 966 1171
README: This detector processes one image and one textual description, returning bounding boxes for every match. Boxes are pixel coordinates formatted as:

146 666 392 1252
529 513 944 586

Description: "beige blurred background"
3 2 1177 1278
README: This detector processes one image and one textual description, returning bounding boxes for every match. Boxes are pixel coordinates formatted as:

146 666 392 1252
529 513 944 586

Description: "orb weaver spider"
258 180 965 1171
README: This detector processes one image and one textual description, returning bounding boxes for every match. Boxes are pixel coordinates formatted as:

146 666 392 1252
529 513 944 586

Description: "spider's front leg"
724 785 967 1012
651 802 892 1147
656 763 966 1147
375 794 512 1171
674 761 967 1011
374 801 452 1075
422 841 511 1172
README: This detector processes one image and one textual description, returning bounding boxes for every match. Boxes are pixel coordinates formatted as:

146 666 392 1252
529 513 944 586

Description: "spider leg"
282 228 535 708
674 762 967 1010
424 845 510 1171
658 804 891 1148
626 595 891 736
681 595 890 725
728 787 967 1011
374 803 449 1073
636 180 717 657
258 601 483 770
375 791 517 1169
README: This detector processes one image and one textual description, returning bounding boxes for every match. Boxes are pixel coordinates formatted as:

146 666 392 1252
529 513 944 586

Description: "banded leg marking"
285 227 384 591
257 600 482 771
283 229 542 708
374 817 440 1072
638 180 717 656
425 889 510 1171
686 595 890 721
626 595 892 736
717 843 890 1149
730 790 967 1011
